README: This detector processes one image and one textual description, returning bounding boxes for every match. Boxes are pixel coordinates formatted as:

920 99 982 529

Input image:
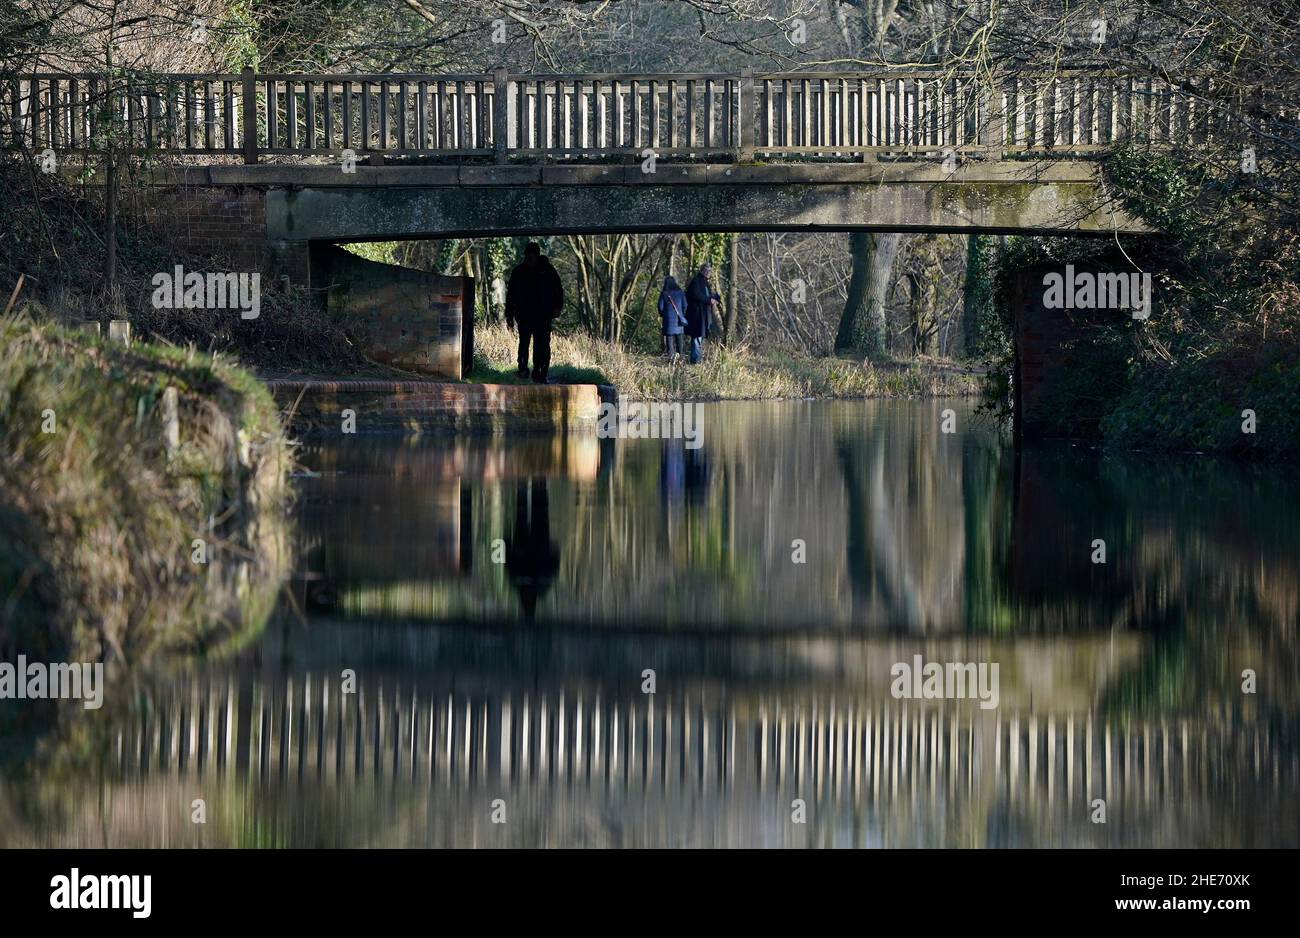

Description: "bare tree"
563 233 671 343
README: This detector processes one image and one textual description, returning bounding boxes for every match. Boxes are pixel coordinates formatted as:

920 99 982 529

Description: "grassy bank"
0 311 293 665
470 321 981 401
1 162 365 374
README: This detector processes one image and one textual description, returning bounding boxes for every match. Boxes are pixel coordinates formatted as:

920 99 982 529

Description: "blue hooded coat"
659 283 688 336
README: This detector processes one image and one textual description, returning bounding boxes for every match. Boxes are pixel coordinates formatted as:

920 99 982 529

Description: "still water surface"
3 400 1297 847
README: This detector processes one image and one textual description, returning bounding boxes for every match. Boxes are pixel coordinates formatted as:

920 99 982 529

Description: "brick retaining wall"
268 380 603 435
137 186 269 271
1014 264 1136 438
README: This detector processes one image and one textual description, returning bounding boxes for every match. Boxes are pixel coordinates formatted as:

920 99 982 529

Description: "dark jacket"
684 273 720 339
658 287 688 336
506 257 564 329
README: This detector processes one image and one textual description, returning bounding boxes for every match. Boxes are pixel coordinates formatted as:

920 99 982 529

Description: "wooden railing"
1 67 1231 164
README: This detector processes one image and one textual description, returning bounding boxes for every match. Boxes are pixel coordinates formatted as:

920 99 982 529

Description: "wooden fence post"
161 386 180 456
241 66 257 164
493 68 509 164
739 68 755 162
979 77 1005 161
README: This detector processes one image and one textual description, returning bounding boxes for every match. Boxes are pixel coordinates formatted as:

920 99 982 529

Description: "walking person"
658 274 688 364
506 241 565 383
684 263 721 364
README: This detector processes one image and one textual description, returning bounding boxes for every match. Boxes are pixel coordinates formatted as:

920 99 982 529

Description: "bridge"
2 67 1189 262
5 67 1204 401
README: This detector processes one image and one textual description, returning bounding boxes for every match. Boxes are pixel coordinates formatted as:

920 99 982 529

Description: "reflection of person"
660 437 685 503
505 477 561 621
660 439 710 507
505 242 565 383
683 443 711 505
685 264 721 365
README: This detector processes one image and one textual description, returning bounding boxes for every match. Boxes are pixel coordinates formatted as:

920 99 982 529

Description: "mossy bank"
0 312 293 666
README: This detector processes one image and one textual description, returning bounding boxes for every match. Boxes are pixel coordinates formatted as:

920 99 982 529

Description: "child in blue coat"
658 275 689 363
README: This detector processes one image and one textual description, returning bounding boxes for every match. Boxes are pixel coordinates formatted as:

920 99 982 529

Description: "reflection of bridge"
109 673 1294 846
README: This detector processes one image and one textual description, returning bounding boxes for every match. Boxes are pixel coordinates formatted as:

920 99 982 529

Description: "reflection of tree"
837 423 888 610
835 406 967 631
962 435 1016 631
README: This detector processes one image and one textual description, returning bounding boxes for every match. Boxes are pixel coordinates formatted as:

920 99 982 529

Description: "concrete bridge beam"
266 177 1135 244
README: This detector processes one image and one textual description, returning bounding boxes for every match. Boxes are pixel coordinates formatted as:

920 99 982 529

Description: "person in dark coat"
684 263 721 364
658 274 688 363
506 241 565 383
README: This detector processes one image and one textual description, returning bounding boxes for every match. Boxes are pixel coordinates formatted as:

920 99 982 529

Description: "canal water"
3 399 1297 847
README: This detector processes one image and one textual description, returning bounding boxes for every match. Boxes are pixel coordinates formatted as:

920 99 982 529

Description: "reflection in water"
507 478 561 622
2 400 1297 847
661 438 711 508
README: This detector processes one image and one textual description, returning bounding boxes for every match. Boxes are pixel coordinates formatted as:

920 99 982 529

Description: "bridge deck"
12 70 1186 236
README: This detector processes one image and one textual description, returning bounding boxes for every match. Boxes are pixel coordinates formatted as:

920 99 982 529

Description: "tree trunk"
722 233 739 344
961 234 986 357
835 231 899 357
103 62 118 296
104 145 117 294
907 270 938 355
